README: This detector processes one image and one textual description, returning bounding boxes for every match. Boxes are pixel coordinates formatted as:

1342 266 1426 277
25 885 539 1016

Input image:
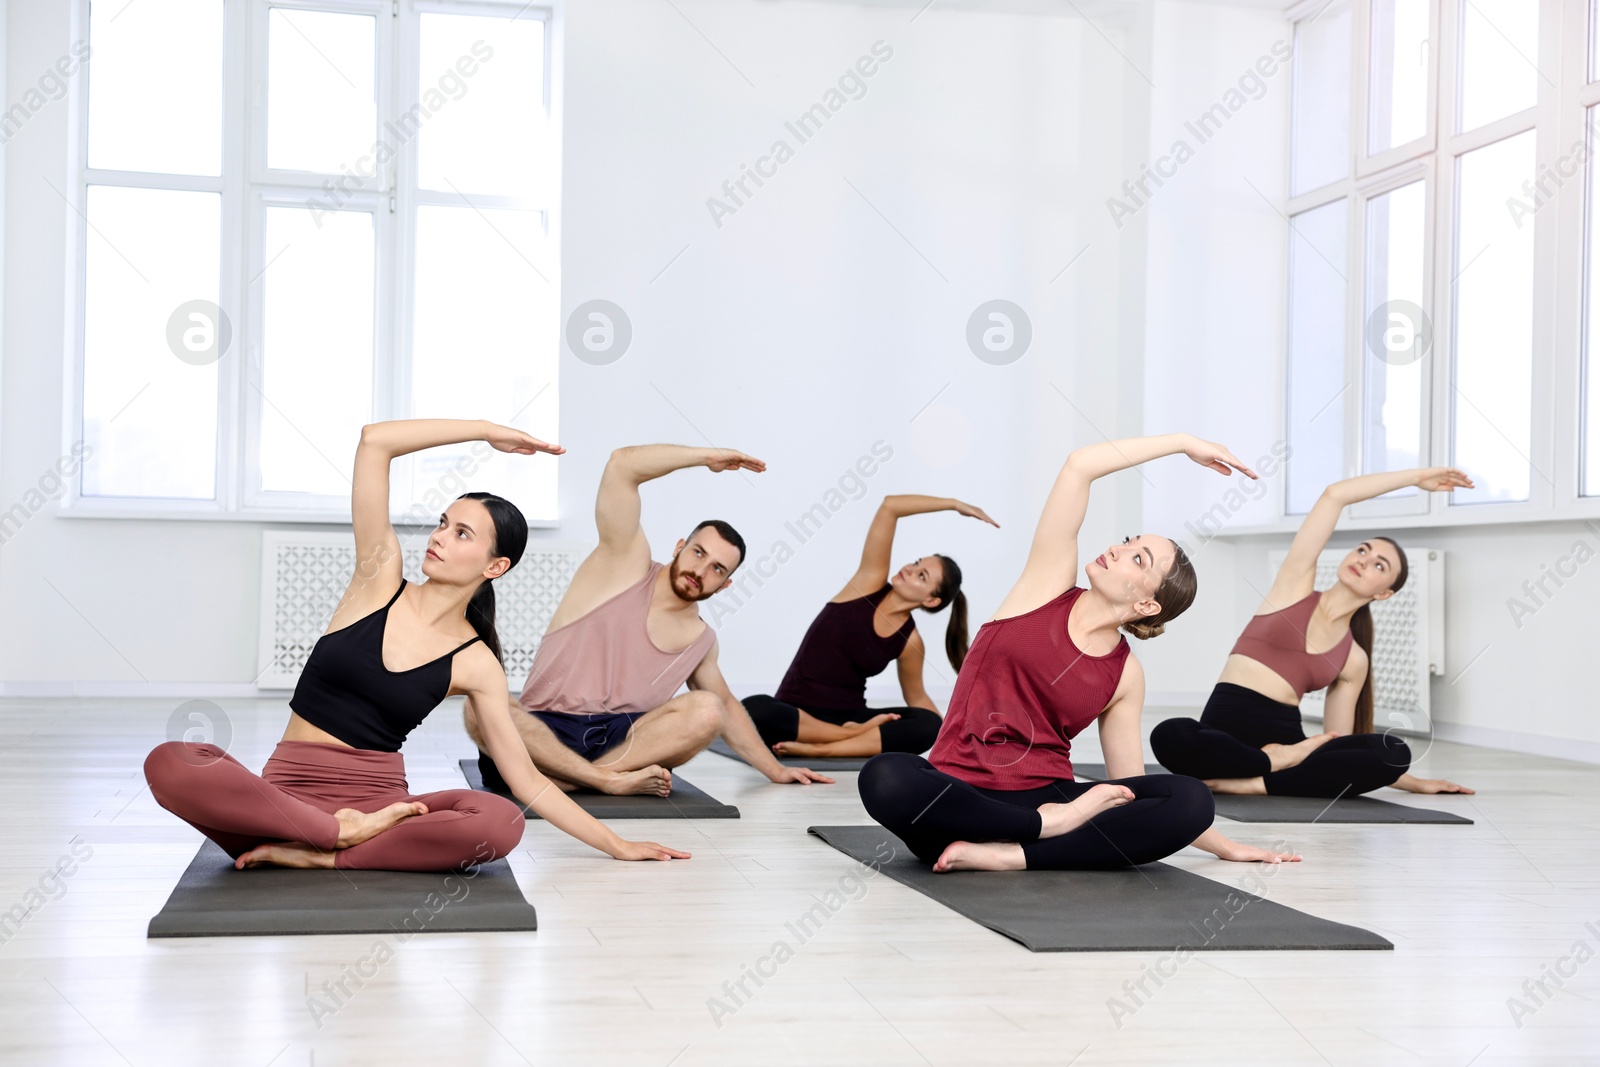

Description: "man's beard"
668 555 712 602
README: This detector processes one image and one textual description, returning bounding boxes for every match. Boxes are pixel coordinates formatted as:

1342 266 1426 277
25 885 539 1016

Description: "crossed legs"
465 690 724 796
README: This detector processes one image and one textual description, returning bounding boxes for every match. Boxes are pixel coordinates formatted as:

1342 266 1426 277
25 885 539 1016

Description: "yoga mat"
706 737 872 772
458 759 739 819
1070 763 1473 824
148 841 537 938
808 825 1392 953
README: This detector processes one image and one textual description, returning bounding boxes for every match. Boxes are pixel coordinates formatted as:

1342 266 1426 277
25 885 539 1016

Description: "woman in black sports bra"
744 494 996 758
144 419 690 870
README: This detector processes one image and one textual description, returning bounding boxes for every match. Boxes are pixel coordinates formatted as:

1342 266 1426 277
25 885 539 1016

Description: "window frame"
62 0 561 525
1267 0 1599 535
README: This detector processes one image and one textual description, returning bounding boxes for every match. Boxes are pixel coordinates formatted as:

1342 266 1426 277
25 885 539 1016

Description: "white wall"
0 0 1145 699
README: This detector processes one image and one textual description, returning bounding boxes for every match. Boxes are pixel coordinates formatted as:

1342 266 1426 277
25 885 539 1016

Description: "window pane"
417 14 546 199
1459 0 1539 132
1291 2 1352 196
81 187 220 498
1369 0 1429 154
1362 181 1427 495
1585 106 1600 496
258 207 375 495
87 0 222 175
1452 131 1535 504
267 9 376 174
1287 200 1350 513
408 206 557 521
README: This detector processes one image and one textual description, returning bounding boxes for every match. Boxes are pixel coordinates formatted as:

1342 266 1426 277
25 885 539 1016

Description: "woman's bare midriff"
1216 655 1302 707
282 712 354 747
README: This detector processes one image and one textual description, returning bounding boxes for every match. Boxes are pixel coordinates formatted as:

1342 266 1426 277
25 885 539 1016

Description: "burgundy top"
1228 590 1355 700
774 585 915 712
518 561 716 715
929 586 1130 789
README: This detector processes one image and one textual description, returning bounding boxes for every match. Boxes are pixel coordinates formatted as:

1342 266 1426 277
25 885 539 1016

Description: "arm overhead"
593 445 766 563
1266 467 1473 607
993 433 1257 621
338 419 561 622
835 494 997 602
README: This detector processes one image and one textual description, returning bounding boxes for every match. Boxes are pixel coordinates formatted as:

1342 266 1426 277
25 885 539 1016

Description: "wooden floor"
2 697 1597 1066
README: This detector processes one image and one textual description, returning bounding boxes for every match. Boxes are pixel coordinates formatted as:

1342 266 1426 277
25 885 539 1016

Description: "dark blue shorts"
530 710 647 761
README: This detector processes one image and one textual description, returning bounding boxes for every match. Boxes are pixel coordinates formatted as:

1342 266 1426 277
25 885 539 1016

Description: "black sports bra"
289 580 481 752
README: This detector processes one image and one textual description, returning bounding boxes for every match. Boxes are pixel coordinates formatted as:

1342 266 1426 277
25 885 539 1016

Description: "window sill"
1202 503 1600 540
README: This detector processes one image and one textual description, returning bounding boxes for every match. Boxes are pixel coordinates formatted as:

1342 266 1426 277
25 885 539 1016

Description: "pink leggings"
144 739 524 872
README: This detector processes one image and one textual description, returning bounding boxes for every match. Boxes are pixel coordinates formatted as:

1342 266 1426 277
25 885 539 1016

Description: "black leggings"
744 695 942 755
1149 682 1410 798
856 752 1215 869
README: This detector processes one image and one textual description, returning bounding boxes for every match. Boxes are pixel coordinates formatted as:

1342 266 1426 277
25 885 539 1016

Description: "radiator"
1263 546 1443 733
258 530 584 689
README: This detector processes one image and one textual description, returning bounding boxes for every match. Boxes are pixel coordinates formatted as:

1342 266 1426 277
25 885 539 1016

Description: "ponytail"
930 554 970 672
1350 604 1375 734
467 582 503 665
1350 536 1409 735
457 491 528 666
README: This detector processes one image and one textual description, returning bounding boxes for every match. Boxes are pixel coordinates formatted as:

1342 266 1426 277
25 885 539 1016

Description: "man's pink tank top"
518 561 716 715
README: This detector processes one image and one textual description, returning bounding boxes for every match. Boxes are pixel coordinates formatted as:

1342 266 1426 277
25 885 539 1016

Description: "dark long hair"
929 554 970 671
1350 536 1408 734
1121 539 1198 640
458 492 528 665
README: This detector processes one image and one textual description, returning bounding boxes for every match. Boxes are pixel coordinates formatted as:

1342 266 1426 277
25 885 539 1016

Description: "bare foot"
1261 732 1340 772
597 765 672 797
334 802 428 848
933 840 1026 872
1204 776 1268 795
1036 783 1135 838
235 841 336 870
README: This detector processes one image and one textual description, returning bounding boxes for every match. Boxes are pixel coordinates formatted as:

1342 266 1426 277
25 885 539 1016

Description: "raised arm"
1265 467 1473 607
835 494 997 601
459 653 690 861
994 433 1256 620
334 420 560 624
593 445 765 563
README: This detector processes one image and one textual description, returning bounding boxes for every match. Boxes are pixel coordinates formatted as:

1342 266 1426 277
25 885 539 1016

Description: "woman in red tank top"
859 433 1299 871
1150 467 1477 798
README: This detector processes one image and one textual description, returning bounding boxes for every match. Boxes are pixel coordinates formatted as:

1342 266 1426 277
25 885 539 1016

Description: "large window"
1283 0 1600 523
72 0 559 521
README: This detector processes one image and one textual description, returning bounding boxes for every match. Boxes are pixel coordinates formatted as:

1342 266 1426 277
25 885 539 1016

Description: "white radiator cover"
1263 546 1444 733
258 531 584 690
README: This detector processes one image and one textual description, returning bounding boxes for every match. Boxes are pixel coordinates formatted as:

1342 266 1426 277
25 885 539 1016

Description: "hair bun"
1126 621 1165 640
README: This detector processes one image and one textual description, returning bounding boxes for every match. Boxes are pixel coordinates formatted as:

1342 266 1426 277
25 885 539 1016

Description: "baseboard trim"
1431 720 1600 766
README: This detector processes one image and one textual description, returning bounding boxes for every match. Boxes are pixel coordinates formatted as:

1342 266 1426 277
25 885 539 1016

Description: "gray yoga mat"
1071 763 1473 824
148 841 537 938
808 825 1391 953
706 737 872 772
458 759 739 819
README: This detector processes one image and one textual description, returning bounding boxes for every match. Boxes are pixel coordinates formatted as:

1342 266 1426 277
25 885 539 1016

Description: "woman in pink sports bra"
1151 467 1477 799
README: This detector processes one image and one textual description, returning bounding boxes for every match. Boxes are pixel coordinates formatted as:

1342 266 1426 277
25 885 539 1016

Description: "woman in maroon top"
1151 467 1476 798
859 433 1299 871
744 495 997 758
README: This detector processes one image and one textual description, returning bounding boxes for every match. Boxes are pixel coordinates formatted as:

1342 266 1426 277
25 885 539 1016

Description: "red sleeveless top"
929 586 1130 789
1228 590 1354 700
